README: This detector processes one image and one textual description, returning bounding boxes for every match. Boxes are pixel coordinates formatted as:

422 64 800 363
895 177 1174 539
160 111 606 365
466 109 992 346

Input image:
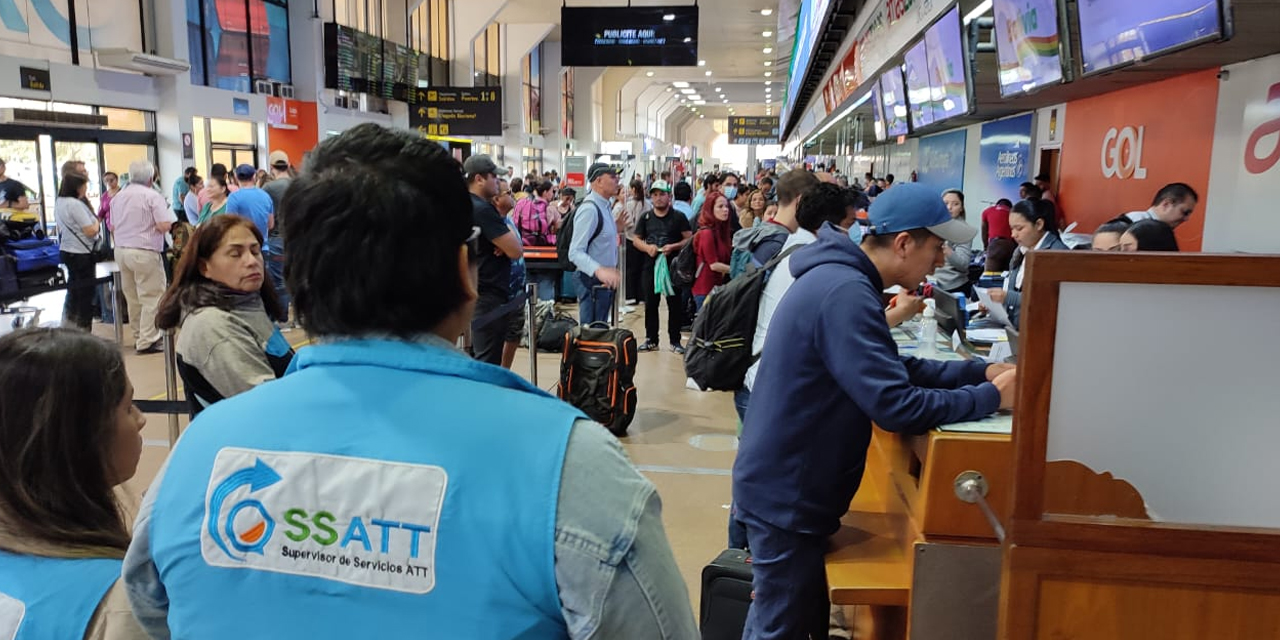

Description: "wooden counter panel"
918 432 1014 540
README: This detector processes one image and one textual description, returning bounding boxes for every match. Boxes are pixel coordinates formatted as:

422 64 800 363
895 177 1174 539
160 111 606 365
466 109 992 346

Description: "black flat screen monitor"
561 6 699 67
1077 0 1231 75
993 0 1069 97
880 68 910 137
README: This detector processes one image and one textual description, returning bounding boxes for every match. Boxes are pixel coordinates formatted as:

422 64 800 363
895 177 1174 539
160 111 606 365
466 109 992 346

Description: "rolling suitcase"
557 285 637 436
700 548 753 640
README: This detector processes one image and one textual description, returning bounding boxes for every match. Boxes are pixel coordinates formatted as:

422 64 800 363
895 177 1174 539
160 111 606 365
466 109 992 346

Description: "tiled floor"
92 300 737 612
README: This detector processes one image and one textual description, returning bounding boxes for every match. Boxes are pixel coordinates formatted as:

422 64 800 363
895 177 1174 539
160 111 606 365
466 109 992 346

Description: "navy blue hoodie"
732 223 1001 536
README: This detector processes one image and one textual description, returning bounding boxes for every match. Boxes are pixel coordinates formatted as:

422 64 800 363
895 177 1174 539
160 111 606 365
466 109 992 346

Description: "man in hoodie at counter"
732 183 1019 639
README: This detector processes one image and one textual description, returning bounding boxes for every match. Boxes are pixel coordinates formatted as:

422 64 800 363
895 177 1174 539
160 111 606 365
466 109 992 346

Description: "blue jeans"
533 271 557 301
739 507 831 640
266 236 288 320
728 385 752 549
575 272 614 326
694 294 707 314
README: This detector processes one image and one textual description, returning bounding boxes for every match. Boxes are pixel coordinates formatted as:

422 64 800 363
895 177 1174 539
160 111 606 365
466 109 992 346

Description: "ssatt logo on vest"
201 448 448 594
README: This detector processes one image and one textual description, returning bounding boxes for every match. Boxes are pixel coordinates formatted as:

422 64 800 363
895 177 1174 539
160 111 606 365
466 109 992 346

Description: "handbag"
64 219 112 262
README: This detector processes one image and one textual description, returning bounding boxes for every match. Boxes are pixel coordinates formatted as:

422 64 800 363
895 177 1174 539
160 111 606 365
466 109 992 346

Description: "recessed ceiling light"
667 87 673 92
689 94 702 100
763 47 773 54
764 61 772 67
764 71 772 77
765 88 772 93
761 8 773 16
694 100 707 105
715 87 722 92
683 37 692 43
705 70 713 76
763 30 773 37
646 71 655 76
698 60 706 66
662 13 675 20
673 81 690 88
680 88 696 94
700 114 705 118
765 80 772 85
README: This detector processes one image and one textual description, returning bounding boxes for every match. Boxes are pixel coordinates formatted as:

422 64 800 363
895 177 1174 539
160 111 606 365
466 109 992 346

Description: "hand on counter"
985 363 1016 382
885 292 925 328
993 369 1018 410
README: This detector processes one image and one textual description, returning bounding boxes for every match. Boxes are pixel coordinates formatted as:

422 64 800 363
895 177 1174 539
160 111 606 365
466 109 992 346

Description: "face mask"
723 186 739 200
846 223 864 245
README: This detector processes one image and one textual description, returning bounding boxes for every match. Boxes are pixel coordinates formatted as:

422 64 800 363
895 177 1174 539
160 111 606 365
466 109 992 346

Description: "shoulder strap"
579 200 605 244
762 243 803 273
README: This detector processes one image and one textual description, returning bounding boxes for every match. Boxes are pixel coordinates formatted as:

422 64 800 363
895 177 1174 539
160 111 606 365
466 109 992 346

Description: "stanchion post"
526 282 539 386
613 237 623 326
111 270 124 346
163 330 181 446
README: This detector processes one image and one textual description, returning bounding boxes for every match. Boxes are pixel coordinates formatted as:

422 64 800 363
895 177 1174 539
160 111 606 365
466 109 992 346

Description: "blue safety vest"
145 339 581 638
0 551 122 640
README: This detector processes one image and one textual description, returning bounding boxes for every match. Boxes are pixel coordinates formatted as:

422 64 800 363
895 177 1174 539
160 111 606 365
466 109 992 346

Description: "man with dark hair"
734 183 1017 639
465 154 522 365
0 159 32 210
1034 172 1057 206
746 169 822 265
632 180 692 353
172 166 197 219
760 175 776 202
262 150 294 324
1118 182 1199 228
123 123 698 638
673 180 695 222
691 172 722 217
1019 181 1042 200
884 173 895 188
225 164 274 241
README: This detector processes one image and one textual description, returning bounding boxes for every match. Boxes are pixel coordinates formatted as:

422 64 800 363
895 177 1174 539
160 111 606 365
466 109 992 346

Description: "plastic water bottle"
918 299 938 357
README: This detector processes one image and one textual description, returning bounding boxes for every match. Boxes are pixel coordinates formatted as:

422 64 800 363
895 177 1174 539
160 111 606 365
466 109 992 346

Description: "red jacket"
692 225 731 296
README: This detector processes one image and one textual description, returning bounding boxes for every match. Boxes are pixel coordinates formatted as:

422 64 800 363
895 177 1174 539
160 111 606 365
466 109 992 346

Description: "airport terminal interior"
2 0 1280 638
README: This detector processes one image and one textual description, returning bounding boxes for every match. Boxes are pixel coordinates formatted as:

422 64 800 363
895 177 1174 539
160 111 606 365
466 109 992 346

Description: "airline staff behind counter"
122 124 698 639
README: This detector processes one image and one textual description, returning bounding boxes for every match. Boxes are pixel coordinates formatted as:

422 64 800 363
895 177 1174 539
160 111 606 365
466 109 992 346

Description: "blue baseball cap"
866 183 976 245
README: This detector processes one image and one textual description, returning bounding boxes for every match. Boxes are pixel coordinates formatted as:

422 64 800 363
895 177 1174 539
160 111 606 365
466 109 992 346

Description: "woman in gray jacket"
156 215 293 415
933 189 977 297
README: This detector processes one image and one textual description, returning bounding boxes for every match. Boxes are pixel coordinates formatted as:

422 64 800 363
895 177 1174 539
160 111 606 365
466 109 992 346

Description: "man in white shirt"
1117 182 1199 228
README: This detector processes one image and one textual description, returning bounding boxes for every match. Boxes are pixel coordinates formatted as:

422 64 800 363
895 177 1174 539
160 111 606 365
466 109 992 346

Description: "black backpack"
683 245 801 391
670 230 700 288
555 200 604 271
557 322 638 436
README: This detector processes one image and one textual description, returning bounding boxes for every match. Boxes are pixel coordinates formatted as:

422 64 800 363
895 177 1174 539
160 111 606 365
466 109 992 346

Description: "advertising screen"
783 0 835 125
880 69 909 137
923 5 971 122
871 81 887 142
904 41 935 129
1077 0 1228 75
994 0 1066 96
560 6 699 67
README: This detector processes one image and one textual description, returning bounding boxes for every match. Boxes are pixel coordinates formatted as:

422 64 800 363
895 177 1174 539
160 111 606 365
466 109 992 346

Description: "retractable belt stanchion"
111 270 124 346
525 281 539 386
163 329 181 446
613 236 623 326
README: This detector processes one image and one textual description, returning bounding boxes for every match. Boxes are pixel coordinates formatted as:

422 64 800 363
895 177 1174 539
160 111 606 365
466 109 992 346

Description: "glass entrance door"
0 138 41 213
211 145 257 172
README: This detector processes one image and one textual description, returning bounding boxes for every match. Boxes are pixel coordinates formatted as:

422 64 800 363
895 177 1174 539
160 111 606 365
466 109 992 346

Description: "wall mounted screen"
560 6 699 67
923 5 971 123
993 0 1067 96
872 80 887 142
880 68 909 137
782 0 835 125
1077 0 1230 75
904 41 935 129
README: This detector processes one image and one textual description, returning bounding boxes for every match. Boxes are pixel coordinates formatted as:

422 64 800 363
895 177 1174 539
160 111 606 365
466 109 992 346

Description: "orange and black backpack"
557 321 638 436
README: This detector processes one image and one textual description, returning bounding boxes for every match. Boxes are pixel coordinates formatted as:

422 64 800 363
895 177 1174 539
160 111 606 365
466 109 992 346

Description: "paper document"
975 288 1012 328
966 328 1008 343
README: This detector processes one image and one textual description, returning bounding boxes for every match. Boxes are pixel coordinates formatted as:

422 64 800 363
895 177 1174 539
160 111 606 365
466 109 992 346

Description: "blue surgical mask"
847 223 864 244
723 186 738 200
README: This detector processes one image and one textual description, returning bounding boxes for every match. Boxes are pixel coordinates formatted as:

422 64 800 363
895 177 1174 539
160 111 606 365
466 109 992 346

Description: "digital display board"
561 6 699 67
994 0 1067 96
411 87 503 137
904 41 935 129
880 68 909 137
783 0 835 126
871 80 887 142
1077 0 1229 75
728 116 781 145
924 5 971 122
325 23 421 102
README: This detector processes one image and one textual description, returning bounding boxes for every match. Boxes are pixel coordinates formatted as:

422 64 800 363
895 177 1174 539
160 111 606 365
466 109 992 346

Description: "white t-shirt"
1122 210 1153 224
743 227 815 392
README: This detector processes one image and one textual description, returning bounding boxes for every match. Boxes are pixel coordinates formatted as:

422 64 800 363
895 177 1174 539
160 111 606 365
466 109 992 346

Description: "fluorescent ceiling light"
760 8 773 16
689 94 703 100
646 71 654 76
764 71 772 77
765 80 772 85
705 70 713 76
722 98 729 103
764 61 772 67
963 0 993 25
663 13 675 20
700 114 705 118
672 81 690 88
683 37 692 43
694 100 707 105
715 87 722 92
763 47 773 54
666 87 673 92
762 30 773 37
698 60 706 66
680 88 696 94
